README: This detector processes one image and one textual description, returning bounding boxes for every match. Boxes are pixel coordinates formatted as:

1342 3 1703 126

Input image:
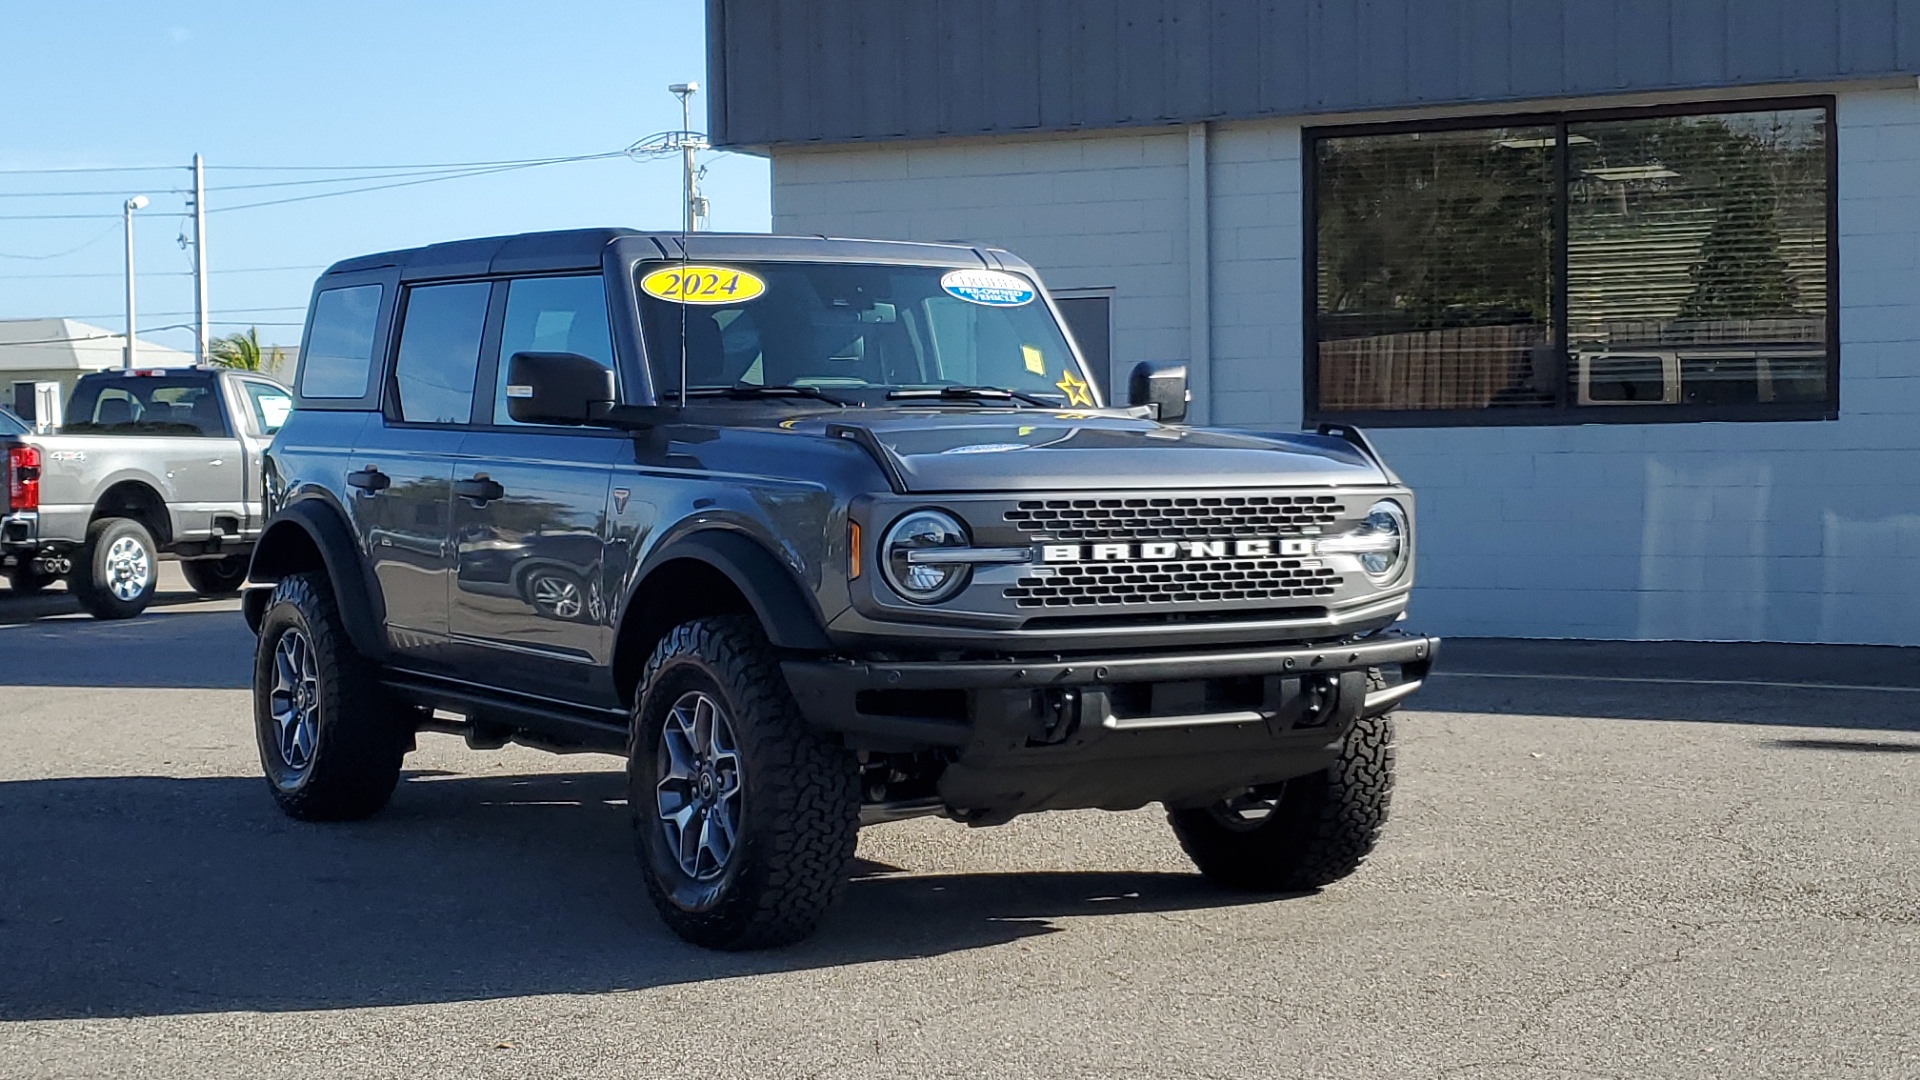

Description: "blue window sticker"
941 269 1036 307
941 442 1029 455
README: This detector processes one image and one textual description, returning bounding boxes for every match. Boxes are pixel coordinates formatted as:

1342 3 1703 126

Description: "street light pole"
122 194 149 370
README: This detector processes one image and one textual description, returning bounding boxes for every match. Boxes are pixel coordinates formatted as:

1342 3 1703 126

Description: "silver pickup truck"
1 367 292 618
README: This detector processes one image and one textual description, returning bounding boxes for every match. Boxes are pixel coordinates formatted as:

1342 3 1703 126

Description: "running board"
383 673 629 755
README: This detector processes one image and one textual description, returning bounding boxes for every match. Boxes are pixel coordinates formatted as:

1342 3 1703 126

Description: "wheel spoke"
654 690 747 882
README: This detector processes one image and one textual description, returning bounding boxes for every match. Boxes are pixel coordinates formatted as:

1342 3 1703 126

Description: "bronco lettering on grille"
1039 538 1315 563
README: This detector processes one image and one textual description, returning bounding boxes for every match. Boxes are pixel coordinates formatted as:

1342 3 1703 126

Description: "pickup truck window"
637 261 1086 404
393 281 490 425
241 380 294 435
301 284 384 399
492 275 614 426
64 373 230 437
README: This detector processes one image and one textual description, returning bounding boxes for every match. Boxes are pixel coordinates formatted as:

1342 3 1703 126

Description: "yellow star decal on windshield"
1054 369 1093 407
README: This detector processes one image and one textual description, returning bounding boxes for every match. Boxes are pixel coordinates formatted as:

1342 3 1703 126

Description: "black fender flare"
245 498 389 659
633 530 832 652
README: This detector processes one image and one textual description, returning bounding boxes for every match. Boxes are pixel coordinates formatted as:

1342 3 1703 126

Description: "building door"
1053 292 1113 400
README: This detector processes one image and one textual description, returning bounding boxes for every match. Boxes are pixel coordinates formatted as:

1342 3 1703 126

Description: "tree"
207 327 286 372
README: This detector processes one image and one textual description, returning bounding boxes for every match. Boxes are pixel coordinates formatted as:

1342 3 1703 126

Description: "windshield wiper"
681 384 857 407
886 385 1057 408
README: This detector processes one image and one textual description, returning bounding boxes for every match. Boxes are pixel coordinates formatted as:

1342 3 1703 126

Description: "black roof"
321 229 1026 281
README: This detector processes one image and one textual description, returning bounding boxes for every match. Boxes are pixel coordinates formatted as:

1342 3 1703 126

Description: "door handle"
453 475 504 505
347 467 390 494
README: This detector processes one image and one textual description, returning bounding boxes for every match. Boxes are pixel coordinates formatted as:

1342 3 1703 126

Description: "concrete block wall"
769 86 1920 645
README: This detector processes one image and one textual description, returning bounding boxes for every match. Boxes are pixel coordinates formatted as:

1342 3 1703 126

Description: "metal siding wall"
1670 0 1731 86
713 0 1919 146
1361 0 1415 107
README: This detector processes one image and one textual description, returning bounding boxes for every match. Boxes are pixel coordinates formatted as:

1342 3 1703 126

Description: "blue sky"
0 1 770 353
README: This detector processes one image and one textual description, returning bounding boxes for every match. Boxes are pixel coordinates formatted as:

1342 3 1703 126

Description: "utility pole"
668 82 707 232
191 153 209 365
122 194 149 369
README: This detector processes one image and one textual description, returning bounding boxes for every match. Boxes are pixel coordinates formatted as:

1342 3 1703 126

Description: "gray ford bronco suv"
243 228 1437 949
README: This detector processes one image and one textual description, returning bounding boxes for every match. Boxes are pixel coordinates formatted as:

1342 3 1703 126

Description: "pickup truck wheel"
182 555 249 596
6 565 56 595
72 517 157 620
1168 712 1396 892
252 572 409 821
629 615 861 950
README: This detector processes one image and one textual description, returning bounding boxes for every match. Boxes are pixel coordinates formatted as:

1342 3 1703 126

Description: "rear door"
351 280 492 665
449 274 623 704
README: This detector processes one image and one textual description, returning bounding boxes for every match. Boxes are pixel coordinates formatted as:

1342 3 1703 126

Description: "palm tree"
207 327 286 372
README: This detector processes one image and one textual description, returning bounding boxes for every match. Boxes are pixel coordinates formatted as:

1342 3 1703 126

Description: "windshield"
635 261 1094 406
62 373 230 437
0 406 26 436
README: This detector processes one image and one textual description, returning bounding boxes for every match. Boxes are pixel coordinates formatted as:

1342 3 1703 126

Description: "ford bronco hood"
786 410 1388 492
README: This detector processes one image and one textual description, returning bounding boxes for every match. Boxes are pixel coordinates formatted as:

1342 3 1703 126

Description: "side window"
392 282 491 425
493 275 614 425
300 284 383 399
242 381 294 435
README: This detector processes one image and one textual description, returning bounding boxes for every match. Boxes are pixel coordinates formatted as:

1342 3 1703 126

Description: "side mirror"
1128 360 1190 422
505 352 615 425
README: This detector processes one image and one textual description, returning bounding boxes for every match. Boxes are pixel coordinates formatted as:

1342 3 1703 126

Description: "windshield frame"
628 257 1101 410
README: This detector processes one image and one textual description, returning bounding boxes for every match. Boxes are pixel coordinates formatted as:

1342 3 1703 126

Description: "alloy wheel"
530 573 583 619
268 627 321 772
655 690 745 881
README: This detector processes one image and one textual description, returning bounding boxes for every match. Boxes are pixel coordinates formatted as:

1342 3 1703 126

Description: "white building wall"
772 86 1920 645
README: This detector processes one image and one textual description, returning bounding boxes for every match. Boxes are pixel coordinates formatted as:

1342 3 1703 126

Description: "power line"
206 152 620 172
0 263 324 280
56 306 305 321
0 322 195 346
0 223 122 260
0 164 184 176
0 188 189 199
210 152 625 212
0 212 130 221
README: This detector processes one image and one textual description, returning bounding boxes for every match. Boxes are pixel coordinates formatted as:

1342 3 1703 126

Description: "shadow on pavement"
1768 736 1920 754
0 607 254 688
0 770 1257 1020
1415 638 1920 732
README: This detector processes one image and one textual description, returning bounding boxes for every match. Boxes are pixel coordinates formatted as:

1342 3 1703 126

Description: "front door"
448 273 623 705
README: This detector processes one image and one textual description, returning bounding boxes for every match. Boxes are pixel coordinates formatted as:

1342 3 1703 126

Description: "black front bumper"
782 631 1438 820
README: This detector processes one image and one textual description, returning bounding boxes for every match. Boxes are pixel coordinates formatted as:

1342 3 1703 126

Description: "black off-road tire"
1169 711 1397 892
6 564 56 595
72 517 158 620
182 555 249 596
629 615 861 950
252 572 411 821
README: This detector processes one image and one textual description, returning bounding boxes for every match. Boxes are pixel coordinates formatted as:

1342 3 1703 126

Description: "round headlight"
1359 499 1408 581
882 509 972 603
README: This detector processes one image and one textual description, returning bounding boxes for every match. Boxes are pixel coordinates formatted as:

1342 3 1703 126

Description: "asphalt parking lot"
2 569 1916 1079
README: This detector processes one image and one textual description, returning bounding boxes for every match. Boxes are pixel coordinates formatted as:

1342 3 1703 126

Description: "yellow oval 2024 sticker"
640 265 766 305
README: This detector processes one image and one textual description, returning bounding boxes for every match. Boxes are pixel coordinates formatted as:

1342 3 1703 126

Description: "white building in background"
708 0 1920 646
1 318 194 425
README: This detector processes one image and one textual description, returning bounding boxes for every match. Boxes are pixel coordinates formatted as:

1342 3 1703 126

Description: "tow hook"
1031 686 1082 745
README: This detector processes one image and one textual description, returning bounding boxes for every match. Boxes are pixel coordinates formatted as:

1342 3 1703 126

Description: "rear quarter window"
300 284 384 399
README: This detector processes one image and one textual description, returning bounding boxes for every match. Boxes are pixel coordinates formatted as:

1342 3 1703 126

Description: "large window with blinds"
1305 99 1836 425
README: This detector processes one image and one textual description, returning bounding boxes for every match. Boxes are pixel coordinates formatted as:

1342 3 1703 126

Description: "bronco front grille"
1004 494 1347 541
1006 558 1343 609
